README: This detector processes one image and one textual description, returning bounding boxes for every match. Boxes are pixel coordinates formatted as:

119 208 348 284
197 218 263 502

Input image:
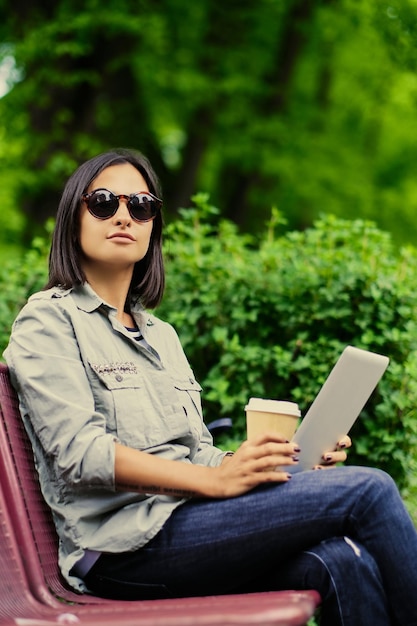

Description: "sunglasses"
82 188 162 222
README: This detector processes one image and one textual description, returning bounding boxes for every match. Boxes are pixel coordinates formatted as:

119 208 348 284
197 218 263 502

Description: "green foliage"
159 198 417 488
2 0 417 248
0 223 50 351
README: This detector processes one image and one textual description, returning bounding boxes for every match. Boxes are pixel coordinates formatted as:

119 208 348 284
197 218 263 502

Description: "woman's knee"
347 466 400 509
327 466 399 507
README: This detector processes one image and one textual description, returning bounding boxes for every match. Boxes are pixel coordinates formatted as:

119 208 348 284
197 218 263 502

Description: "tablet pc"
288 346 389 473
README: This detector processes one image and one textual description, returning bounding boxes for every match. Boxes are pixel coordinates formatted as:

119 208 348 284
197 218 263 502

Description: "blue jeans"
84 466 417 625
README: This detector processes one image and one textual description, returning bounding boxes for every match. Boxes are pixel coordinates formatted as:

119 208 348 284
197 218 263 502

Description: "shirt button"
115 374 123 382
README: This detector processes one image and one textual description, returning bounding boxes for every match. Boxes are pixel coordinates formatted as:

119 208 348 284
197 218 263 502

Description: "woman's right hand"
213 433 300 498
114 436 299 501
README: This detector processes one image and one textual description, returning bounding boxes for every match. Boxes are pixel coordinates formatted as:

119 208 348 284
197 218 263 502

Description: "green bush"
0 229 50 352
1 199 417 488
159 195 417 488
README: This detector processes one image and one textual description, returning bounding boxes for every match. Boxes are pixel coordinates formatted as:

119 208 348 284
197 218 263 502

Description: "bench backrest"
0 463 51 619
0 361 117 605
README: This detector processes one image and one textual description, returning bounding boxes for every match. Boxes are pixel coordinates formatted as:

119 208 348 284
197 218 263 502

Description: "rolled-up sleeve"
5 297 117 489
191 422 228 466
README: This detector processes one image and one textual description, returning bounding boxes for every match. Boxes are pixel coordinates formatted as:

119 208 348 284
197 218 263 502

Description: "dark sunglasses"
82 188 162 222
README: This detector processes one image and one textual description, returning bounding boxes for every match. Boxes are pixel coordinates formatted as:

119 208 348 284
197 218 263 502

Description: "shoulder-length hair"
45 148 165 309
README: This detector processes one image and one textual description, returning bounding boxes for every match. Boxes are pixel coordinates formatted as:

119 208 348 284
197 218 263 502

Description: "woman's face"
79 163 154 276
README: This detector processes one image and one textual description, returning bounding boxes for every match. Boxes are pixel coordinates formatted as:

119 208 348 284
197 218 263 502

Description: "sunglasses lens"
87 190 118 219
128 193 160 221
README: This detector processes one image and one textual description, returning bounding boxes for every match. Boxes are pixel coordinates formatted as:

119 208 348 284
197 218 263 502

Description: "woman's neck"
83 267 133 325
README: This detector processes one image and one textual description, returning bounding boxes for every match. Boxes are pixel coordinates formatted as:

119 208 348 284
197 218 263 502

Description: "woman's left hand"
314 435 352 470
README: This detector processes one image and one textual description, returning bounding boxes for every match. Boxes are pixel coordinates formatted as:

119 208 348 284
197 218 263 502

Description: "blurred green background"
1 0 417 258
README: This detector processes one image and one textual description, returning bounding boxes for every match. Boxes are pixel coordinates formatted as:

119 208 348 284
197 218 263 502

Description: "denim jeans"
84 466 417 625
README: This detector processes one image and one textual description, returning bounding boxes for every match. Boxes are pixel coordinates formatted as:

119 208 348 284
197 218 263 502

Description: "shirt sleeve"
191 421 229 466
4 296 117 489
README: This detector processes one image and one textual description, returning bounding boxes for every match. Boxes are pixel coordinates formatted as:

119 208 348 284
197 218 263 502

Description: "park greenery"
1 1 417 252
1 0 417 512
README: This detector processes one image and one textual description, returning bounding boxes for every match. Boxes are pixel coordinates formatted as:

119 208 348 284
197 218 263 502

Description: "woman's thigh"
85 466 400 599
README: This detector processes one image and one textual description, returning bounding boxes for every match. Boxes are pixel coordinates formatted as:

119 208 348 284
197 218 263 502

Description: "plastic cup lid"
244 397 301 417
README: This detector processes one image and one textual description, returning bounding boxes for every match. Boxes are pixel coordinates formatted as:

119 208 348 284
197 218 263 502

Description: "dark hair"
45 148 164 309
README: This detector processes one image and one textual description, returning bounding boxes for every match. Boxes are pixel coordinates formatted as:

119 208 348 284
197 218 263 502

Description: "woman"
4 148 417 626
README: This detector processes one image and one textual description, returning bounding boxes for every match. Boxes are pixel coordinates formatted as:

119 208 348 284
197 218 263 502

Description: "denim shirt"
4 283 226 592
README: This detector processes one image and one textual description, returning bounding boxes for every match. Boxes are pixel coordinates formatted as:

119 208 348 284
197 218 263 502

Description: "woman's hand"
313 435 352 470
215 432 300 498
115 436 298 501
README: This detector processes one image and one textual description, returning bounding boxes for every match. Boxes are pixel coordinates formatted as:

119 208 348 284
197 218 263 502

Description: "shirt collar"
70 282 146 318
70 283 113 313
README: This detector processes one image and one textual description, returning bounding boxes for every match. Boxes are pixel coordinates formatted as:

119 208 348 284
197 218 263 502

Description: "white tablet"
288 346 389 473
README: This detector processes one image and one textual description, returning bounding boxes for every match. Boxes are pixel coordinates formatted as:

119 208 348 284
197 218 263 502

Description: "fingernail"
292 455 299 462
313 466 323 470
286 473 292 480
293 446 301 453
338 442 347 449
324 454 332 462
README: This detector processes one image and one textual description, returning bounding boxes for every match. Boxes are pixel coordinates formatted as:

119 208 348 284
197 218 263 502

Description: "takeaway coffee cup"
245 398 301 440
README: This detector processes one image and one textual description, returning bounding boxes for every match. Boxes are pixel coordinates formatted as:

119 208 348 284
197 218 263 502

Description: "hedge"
159 195 417 488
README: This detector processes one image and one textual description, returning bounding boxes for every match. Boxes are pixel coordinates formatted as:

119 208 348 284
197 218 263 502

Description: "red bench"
0 361 320 625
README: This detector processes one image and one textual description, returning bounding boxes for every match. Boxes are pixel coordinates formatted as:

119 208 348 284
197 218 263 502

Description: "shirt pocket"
88 363 149 447
172 374 203 418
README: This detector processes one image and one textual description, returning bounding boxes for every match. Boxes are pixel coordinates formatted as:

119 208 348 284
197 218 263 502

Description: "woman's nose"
112 199 131 225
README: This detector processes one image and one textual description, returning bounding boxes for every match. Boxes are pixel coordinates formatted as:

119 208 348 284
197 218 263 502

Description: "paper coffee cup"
245 398 301 440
